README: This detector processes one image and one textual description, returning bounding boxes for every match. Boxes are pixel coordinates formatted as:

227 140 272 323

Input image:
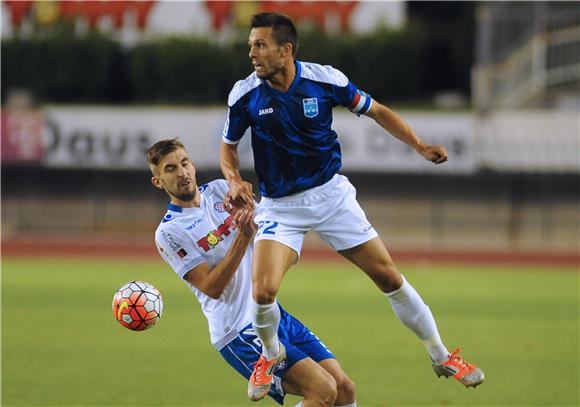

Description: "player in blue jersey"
148 139 357 407
220 12 485 401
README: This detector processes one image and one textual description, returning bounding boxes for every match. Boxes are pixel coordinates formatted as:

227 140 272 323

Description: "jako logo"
259 108 274 116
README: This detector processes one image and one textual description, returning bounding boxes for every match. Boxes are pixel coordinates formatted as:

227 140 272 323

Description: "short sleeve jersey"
222 61 372 198
154 180 253 349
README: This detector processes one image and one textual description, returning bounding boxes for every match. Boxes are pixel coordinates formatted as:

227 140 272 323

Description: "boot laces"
448 348 472 371
253 357 269 383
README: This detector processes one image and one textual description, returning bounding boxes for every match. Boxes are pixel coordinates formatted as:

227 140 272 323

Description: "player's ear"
281 42 292 57
151 176 163 190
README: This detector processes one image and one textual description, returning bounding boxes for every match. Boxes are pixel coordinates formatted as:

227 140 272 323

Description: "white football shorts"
254 174 378 255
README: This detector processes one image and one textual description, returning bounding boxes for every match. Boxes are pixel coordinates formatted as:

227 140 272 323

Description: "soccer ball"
112 281 163 331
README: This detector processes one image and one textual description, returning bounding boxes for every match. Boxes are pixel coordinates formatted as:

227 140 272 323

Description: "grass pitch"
2 257 578 406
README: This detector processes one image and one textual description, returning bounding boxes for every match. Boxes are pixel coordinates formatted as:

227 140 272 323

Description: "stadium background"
2 1 579 406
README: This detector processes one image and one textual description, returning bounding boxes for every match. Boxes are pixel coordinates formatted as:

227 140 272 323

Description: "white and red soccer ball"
112 281 163 331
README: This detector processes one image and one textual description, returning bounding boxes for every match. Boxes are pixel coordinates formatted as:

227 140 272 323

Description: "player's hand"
233 208 256 236
419 145 448 164
226 180 255 212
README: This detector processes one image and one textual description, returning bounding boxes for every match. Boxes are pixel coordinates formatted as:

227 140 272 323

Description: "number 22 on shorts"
257 221 279 236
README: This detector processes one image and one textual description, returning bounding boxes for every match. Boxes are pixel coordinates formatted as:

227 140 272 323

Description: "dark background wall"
3 166 578 252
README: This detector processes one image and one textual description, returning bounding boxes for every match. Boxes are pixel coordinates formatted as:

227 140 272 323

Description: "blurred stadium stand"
473 2 580 110
1 1 578 257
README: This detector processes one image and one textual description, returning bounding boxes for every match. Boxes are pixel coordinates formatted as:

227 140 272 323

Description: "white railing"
473 25 580 110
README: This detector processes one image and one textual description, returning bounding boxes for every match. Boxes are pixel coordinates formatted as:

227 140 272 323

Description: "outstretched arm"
183 209 256 299
365 100 448 164
220 141 255 209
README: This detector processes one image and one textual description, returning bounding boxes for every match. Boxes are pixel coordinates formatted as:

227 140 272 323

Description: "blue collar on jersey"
167 202 182 212
263 60 301 99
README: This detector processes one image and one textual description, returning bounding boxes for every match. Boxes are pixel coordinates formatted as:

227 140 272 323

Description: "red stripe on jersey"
350 92 361 109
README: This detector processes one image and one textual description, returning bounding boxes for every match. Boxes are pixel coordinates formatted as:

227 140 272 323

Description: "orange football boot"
247 344 286 401
432 348 485 388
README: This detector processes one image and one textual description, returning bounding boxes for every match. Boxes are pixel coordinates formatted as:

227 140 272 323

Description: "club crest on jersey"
213 202 226 212
303 98 318 118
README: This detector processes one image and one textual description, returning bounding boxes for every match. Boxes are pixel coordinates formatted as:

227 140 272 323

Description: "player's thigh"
338 237 403 292
282 357 337 398
252 239 298 302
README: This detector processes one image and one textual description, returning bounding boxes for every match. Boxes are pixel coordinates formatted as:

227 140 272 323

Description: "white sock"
252 299 281 359
294 402 304 407
385 276 449 363
423 332 449 363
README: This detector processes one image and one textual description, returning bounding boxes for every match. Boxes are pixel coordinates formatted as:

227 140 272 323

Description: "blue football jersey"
222 61 372 198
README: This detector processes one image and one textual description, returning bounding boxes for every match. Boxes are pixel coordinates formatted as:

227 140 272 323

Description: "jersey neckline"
166 193 204 213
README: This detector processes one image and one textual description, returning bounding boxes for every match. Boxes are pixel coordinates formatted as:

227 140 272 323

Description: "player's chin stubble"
173 191 197 202
256 70 272 80
256 64 282 81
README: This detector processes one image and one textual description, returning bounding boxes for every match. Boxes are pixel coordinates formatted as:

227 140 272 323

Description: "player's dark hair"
147 138 185 166
251 12 299 57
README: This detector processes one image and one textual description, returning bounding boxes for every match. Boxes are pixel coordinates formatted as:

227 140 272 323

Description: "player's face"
154 148 198 202
248 27 285 80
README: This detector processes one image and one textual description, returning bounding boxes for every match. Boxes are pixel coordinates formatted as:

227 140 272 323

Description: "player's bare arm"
220 142 255 209
365 100 448 164
183 209 255 299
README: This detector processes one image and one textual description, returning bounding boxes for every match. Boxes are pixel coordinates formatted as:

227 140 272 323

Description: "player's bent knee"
311 376 338 407
372 263 403 293
252 283 278 304
252 272 283 304
368 272 402 294
335 375 356 404
321 389 338 407
379 268 403 293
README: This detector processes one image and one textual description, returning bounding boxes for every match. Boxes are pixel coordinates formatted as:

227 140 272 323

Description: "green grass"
2 257 578 406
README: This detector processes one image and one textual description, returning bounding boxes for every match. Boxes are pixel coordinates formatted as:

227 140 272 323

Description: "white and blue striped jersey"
154 180 254 349
222 61 372 198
